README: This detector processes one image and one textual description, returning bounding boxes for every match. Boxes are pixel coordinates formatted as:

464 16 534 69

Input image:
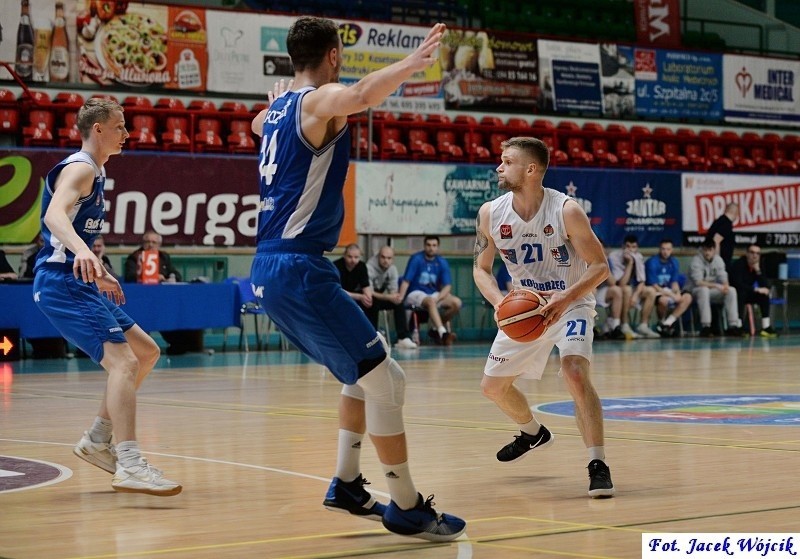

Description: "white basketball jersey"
489 187 595 311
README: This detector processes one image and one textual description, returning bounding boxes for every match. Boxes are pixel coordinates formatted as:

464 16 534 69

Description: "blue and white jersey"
256 87 351 252
35 151 105 271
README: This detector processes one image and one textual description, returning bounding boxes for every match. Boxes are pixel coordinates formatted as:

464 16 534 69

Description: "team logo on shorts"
543 224 554 237
550 244 570 266
500 224 512 239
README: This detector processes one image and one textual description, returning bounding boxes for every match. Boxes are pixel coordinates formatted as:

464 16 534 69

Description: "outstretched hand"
407 23 446 72
267 78 293 106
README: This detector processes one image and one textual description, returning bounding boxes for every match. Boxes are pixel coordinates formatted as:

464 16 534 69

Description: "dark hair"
623 234 638 244
286 17 340 72
500 137 550 170
659 238 673 246
77 98 123 139
424 235 440 244
701 238 716 249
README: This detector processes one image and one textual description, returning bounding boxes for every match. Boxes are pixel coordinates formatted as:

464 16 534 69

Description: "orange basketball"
496 289 548 342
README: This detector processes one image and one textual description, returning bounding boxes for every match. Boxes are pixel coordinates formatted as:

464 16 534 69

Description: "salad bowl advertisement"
76 1 206 89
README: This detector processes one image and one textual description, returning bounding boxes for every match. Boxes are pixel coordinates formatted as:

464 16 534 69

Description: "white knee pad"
341 383 365 401
357 357 406 436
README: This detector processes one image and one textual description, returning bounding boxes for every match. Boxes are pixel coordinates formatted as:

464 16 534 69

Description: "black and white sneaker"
496 425 554 463
587 459 615 498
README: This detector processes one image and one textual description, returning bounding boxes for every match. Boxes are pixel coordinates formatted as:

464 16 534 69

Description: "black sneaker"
323 474 386 521
725 326 745 337
587 459 615 498
699 326 714 338
760 326 778 338
427 329 441 345
656 322 674 338
608 326 626 340
496 425 554 463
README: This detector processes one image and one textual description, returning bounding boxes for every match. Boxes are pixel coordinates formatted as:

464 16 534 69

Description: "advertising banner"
600 44 635 118
0 149 358 247
0 0 79 83
538 40 602 115
206 10 292 95
723 54 800 126
354 162 682 246
682 173 800 248
635 48 722 120
548 169 683 247
634 0 681 48
440 29 539 111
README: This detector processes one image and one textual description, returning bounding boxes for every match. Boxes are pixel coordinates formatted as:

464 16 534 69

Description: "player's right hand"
73 248 104 284
408 22 446 71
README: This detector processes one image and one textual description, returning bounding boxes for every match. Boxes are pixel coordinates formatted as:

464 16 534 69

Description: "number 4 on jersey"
259 130 278 185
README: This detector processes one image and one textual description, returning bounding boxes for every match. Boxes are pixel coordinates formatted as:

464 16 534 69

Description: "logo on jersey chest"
500 224 512 239
543 224 554 237
500 248 517 264
550 244 570 266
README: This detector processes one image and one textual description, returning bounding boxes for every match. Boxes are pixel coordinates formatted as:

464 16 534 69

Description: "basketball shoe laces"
421 495 445 524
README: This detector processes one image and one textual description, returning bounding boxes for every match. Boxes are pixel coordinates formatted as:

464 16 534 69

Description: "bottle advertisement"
0 0 77 82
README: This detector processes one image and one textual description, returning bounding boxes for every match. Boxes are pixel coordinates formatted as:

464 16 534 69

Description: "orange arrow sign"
0 336 13 356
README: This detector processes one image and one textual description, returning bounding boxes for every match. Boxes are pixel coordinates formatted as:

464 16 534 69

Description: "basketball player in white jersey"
473 137 615 497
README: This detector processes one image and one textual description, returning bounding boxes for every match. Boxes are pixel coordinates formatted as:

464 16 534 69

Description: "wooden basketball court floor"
2 335 799 559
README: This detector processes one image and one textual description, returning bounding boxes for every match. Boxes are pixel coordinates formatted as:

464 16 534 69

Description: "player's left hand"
96 270 126 306
267 78 294 106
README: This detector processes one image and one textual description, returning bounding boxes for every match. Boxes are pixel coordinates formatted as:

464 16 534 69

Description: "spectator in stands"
687 238 744 338
705 202 738 270
593 239 624 340
607 235 659 339
92 235 118 280
0 249 18 280
729 243 777 338
334 243 374 317
399 235 462 345
366 245 418 349
19 233 44 279
124 231 181 283
645 239 693 338
124 231 201 355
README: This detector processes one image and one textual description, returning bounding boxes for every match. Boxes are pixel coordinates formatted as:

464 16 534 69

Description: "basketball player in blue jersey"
33 98 181 496
249 17 465 541
473 137 615 498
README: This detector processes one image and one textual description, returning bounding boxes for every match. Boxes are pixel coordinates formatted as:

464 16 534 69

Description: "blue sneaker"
382 494 466 542
323 475 386 521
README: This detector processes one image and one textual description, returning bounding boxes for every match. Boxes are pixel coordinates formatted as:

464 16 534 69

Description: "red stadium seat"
57 111 82 148
590 138 619 167
162 116 191 151
128 114 159 150
23 109 56 147
195 117 225 152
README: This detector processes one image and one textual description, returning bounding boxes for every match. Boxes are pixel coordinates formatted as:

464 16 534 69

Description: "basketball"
496 289 548 342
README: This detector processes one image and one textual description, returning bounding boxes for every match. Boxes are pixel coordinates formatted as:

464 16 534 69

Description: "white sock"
519 417 542 437
588 446 606 462
762 317 771 329
663 315 676 326
334 429 363 482
607 317 620 330
115 441 143 468
437 326 447 336
88 416 113 444
382 461 418 510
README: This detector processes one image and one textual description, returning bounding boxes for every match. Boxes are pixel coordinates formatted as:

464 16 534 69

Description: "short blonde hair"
77 98 124 139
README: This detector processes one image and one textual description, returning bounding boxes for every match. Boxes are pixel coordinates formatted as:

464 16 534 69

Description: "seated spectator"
687 239 744 338
398 235 462 346
124 231 201 355
366 245 417 349
333 242 374 316
92 235 119 280
645 239 693 338
595 276 625 340
607 235 659 339
729 243 777 338
124 230 181 283
0 249 18 280
18 233 44 279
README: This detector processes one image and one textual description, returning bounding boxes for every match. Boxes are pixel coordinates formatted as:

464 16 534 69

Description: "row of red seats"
351 112 800 174
0 90 266 154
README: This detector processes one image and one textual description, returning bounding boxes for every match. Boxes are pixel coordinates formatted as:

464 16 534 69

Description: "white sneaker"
73 431 117 474
394 337 418 349
112 459 182 496
635 323 661 339
619 323 641 340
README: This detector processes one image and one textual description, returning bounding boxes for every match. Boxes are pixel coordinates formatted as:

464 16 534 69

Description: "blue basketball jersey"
35 151 106 272
256 87 351 252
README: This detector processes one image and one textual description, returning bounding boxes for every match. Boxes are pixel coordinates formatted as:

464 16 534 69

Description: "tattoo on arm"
474 214 488 268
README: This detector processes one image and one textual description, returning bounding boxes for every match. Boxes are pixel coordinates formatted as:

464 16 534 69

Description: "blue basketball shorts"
33 267 135 364
250 251 386 385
